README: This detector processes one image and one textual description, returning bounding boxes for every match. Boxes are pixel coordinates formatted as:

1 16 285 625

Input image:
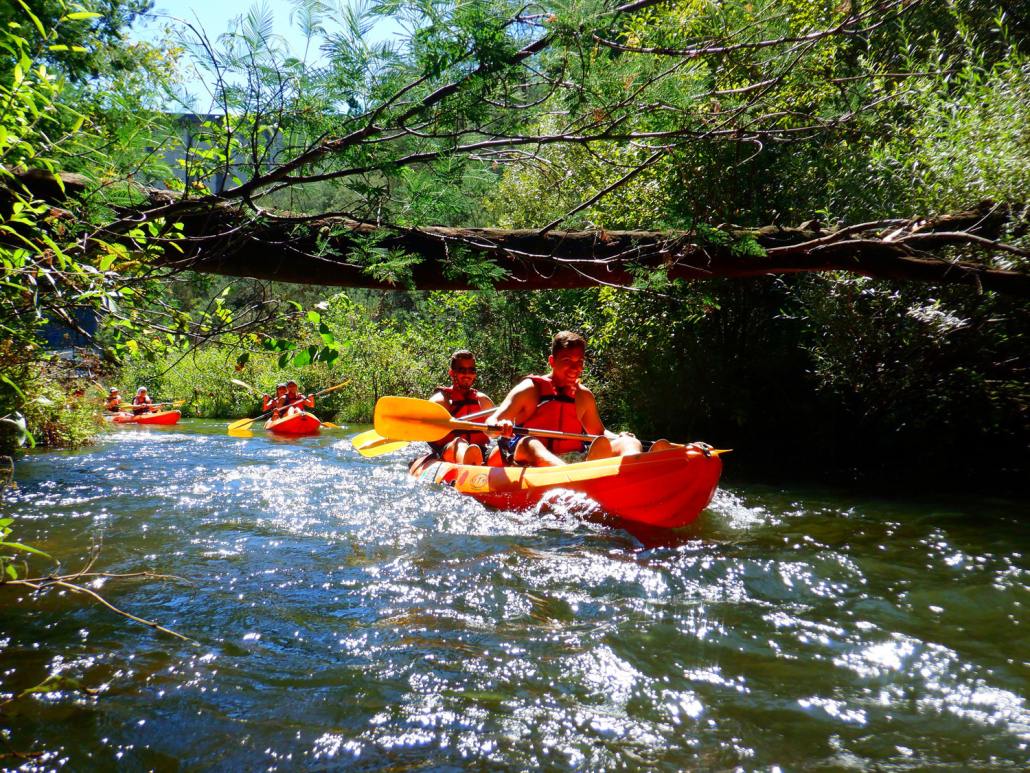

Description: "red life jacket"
522 375 586 454
431 386 490 449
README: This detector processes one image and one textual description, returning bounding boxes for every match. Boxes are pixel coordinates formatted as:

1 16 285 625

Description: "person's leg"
585 435 612 460
648 439 676 453
460 443 484 465
610 433 643 456
515 437 566 466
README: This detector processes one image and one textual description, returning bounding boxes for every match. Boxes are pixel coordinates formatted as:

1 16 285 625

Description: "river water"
0 420 1026 769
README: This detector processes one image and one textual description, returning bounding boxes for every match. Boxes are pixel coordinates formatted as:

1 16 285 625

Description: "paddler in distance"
262 383 288 419
105 387 122 412
427 350 494 465
488 331 646 467
131 386 155 415
283 379 315 416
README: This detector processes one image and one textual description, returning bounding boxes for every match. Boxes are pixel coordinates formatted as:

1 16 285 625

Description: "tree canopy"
69 0 1030 294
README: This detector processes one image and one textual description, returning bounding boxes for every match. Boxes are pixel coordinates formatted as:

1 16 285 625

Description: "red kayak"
409 444 722 528
112 410 181 425
264 410 321 436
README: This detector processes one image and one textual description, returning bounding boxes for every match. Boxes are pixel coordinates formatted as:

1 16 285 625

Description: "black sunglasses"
452 366 477 374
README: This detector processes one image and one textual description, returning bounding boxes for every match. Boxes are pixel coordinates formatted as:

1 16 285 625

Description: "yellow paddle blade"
374 396 455 442
351 429 382 447
231 378 258 393
319 379 351 396
227 426 255 438
227 416 260 433
322 421 342 429
358 437 410 457
351 429 409 457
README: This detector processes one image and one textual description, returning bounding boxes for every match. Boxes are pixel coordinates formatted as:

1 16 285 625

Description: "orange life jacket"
522 375 586 454
431 386 490 449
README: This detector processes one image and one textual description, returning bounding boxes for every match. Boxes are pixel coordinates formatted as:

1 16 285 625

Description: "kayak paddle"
227 379 350 435
373 396 600 445
373 397 732 456
115 400 185 410
354 406 495 457
230 378 260 394
351 429 411 457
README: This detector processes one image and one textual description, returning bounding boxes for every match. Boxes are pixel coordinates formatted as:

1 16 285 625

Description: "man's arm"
488 379 536 429
575 386 608 437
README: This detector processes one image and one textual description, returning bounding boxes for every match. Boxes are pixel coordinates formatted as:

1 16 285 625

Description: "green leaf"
1 374 26 398
0 540 51 558
15 0 46 38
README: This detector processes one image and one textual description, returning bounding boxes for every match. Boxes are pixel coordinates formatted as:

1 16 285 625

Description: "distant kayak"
264 411 321 435
409 445 722 528
112 410 181 425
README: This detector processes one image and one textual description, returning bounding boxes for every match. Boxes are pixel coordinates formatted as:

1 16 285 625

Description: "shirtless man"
488 331 642 467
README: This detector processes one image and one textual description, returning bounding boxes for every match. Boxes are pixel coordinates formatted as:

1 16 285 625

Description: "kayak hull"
265 411 321 435
409 445 722 528
113 410 181 425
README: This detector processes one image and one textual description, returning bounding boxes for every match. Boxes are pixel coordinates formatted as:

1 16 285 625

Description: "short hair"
551 331 586 357
449 350 475 369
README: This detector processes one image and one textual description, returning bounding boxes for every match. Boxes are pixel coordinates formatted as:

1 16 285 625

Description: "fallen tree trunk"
12 171 1030 294
148 197 1028 294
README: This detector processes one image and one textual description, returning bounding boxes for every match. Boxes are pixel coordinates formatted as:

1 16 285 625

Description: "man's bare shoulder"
574 382 596 398
508 377 539 397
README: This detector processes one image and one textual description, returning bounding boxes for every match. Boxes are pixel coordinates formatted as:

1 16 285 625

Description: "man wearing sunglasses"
427 350 495 465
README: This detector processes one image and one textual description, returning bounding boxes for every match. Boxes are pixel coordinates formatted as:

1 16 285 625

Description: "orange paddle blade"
374 397 456 443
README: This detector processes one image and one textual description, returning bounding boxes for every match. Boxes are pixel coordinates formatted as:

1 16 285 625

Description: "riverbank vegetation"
1 0 1027 489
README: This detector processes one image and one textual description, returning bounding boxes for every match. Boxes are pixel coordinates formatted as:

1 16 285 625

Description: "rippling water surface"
1 420 1026 769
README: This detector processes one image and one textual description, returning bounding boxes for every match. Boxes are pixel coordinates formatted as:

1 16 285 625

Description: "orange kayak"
409 445 722 528
112 410 181 425
264 411 321 435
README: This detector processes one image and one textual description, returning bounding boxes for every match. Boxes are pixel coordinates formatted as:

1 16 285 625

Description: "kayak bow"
264 411 321 436
112 410 181 425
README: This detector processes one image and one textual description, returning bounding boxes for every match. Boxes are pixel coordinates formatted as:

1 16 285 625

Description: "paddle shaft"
452 419 599 444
